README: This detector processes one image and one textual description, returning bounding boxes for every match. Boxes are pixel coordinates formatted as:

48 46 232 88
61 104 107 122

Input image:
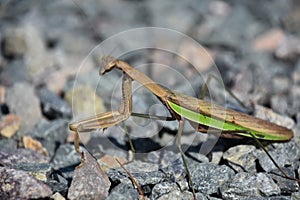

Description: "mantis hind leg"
177 119 196 200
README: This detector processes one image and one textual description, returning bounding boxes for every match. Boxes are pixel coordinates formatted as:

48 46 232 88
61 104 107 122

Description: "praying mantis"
69 55 297 197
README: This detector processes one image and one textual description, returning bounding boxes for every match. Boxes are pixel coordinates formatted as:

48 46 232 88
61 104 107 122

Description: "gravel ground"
0 0 300 199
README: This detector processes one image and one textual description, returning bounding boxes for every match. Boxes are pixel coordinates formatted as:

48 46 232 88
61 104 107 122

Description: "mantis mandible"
69 55 297 197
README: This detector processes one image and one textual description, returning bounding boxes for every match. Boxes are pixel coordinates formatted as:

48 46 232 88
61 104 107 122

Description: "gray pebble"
37 87 72 119
0 166 52 199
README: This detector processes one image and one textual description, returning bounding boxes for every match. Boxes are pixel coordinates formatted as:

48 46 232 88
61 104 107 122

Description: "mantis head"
100 55 118 75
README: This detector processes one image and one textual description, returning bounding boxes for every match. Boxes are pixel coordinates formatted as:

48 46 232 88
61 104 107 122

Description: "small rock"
37 87 72 119
0 114 20 138
220 172 281 199
0 138 17 151
151 182 180 199
272 76 291 94
291 192 300 200
161 158 187 183
98 154 127 172
0 148 49 167
0 85 6 104
252 28 285 52
177 41 214 72
258 141 300 172
0 166 52 199
50 192 65 200
22 24 55 82
2 27 27 58
183 191 207 200
68 150 111 200
31 119 69 158
6 82 42 134
288 85 300 116
270 167 298 194
0 59 29 86
276 35 300 60
23 135 48 156
51 144 81 170
106 182 139 200
254 104 295 129
65 84 106 118
271 94 288 115
211 151 223 164
209 0 231 17
223 145 257 173
283 5 300 34
46 173 69 196
107 160 166 186
14 162 52 182
156 189 182 200
189 162 235 195
83 128 128 159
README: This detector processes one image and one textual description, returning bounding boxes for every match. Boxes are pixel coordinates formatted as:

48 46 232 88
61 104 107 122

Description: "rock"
269 167 298 194
2 27 27 58
0 138 17 151
37 87 72 119
276 35 300 60
64 84 106 119
291 192 300 200
46 173 69 196
220 172 281 199
50 192 65 200
6 82 42 135
0 85 6 104
151 182 181 199
283 5 300 34
189 162 235 195
271 94 288 115
177 41 214 72
147 0 197 34
0 59 29 86
106 182 139 200
272 76 291 94
252 28 285 52
68 150 111 200
257 141 300 172
98 154 127 172
14 162 52 182
211 151 223 164
223 145 257 173
288 85 300 116
0 114 20 138
0 148 49 167
51 144 81 170
83 128 129 159
23 135 48 155
107 160 166 186
0 166 52 199
156 189 182 200
201 5 264 49
30 119 69 158
21 24 55 83
254 104 295 129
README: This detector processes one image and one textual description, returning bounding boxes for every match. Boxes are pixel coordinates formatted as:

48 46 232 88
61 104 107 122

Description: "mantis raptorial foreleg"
69 73 133 153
